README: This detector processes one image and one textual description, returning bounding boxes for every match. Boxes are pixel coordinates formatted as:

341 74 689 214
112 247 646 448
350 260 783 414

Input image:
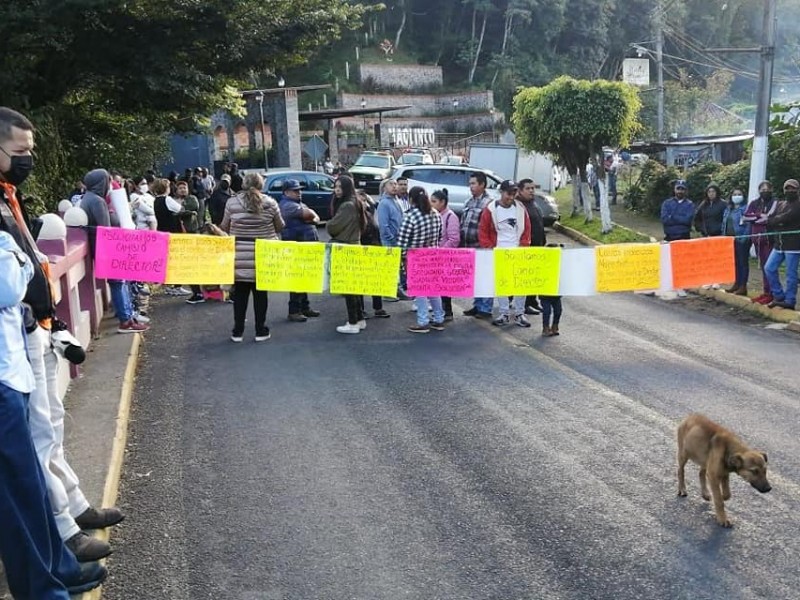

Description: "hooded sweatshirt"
80 168 112 254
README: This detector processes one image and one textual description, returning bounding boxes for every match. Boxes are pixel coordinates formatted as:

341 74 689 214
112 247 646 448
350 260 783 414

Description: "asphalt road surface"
104 236 800 600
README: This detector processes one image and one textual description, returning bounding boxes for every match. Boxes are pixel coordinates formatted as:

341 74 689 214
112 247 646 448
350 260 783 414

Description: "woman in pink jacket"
430 188 460 321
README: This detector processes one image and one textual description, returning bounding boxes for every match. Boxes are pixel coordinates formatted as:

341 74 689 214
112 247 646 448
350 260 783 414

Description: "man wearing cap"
279 178 321 322
478 180 533 327
764 179 800 310
660 179 695 242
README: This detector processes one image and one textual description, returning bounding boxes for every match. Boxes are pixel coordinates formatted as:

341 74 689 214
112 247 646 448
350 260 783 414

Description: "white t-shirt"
495 204 519 248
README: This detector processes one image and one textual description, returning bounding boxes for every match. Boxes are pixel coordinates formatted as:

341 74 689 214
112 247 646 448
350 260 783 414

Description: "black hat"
500 179 518 192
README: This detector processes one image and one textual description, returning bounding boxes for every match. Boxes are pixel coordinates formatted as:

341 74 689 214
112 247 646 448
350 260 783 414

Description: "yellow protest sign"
595 243 660 292
165 234 235 285
329 244 401 297
255 240 326 292
494 247 561 296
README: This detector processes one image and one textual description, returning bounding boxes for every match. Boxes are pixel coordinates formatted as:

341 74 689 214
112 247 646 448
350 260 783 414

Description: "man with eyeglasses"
478 180 533 328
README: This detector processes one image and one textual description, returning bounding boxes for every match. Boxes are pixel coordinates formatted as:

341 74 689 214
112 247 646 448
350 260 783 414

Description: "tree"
0 0 368 208
512 76 641 233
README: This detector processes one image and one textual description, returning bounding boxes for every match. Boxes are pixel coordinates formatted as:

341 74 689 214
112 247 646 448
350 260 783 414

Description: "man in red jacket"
478 180 532 328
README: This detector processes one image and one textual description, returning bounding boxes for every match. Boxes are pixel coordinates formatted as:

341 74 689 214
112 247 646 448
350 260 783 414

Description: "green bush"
624 160 681 217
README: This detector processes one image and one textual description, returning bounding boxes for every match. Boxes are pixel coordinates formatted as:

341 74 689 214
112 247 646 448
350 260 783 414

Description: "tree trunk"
599 179 612 234
468 9 487 85
571 169 582 217
581 164 593 223
491 10 514 88
394 0 407 51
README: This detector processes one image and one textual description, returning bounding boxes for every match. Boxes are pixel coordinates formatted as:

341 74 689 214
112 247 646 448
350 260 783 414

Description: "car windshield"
354 155 390 168
401 154 424 164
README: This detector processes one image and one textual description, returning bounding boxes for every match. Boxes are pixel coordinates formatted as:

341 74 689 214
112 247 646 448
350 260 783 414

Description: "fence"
37 213 108 398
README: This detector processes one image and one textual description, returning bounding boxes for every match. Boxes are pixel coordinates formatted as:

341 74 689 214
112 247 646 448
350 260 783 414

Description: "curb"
80 332 143 600
554 221 800 328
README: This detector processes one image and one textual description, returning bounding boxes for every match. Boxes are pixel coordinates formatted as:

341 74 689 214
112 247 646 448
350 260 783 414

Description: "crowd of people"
660 178 800 310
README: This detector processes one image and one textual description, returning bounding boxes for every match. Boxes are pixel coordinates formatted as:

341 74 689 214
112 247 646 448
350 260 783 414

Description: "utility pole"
747 0 777 201
655 2 665 140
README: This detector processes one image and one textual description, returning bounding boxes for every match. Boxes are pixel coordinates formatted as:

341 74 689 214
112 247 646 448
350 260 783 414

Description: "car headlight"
373 175 383 180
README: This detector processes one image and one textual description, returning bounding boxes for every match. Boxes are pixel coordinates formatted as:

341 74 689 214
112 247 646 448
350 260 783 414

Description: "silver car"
390 164 560 226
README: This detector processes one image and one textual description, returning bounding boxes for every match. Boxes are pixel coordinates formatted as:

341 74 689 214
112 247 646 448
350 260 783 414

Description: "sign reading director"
94 226 169 283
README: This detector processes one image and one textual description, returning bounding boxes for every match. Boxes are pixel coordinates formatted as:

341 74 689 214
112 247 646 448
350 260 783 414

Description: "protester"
279 178 321 322
540 245 564 336
82 169 150 332
209 173 233 226
694 183 726 237
327 175 368 334
430 188 459 321
175 180 206 304
517 178 545 315
478 179 532 328
376 178 410 300
221 172 284 342
660 179 695 297
69 181 85 206
130 176 157 230
357 189 390 319
230 162 243 193
0 107 111 596
721 188 751 296
397 186 445 333
395 176 410 212
153 178 192 297
764 179 800 310
743 180 778 304
461 172 494 318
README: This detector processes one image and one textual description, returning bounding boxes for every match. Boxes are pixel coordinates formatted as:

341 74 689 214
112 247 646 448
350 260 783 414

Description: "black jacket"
694 198 726 237
521 198 546 247
767 199 800 251
0 187 55 321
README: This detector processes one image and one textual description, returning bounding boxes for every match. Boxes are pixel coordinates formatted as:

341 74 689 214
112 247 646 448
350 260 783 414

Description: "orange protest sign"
669 237 735 289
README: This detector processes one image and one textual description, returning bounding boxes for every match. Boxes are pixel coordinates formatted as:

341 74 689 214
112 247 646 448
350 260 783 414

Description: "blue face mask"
731 195 744 204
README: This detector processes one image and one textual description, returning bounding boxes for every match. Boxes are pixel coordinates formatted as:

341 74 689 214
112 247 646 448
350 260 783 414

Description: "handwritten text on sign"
329 244 401 297
255 240 326 292
406 248 475 297
165 234 235 284
494 247 561 296
94 227 169 283
596 243 661 292
670 237 735 289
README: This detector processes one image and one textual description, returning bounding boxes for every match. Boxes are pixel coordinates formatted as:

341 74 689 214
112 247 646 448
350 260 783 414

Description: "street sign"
622 58 650 86
303 135 328 162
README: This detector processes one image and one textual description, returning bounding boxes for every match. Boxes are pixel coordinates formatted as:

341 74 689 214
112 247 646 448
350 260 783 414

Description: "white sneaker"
336 323 361 334
174 287 192 296
133 312 150 324
676 289 688 297
230 334 243 343
357 319 367 330
515 314 531 328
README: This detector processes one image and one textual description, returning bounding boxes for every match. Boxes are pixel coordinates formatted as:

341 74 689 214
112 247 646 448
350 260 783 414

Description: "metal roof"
298 106 412 121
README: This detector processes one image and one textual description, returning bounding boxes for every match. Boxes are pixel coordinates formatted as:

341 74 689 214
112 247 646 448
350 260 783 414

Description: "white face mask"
732 195 744 204
138 184 148 194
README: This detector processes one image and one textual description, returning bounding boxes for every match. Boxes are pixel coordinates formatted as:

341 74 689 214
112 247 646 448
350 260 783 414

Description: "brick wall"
359 63 443 89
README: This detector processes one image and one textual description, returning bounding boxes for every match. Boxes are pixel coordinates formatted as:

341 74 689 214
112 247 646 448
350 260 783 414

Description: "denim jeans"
473 297 493 313
414 296 444 326
0 382 78 599
765 249 800 305
108 280 132 323
497 295 524 316
734 241 751 289
541 296 563 327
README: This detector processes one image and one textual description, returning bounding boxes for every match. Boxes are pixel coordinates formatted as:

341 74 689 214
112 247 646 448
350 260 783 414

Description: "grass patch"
553 187 651 244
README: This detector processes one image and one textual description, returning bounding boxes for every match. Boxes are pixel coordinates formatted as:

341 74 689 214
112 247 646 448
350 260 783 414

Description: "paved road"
104 237 800 600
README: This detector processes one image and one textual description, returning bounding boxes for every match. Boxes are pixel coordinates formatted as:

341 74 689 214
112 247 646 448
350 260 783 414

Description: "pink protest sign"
406 248 475 297
94 226 169 283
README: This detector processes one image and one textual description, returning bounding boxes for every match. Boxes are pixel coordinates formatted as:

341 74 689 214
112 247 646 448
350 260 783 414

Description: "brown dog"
677 413 771 527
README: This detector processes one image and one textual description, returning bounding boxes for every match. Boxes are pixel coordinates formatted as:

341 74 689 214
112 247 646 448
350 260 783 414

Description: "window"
306 174 334 192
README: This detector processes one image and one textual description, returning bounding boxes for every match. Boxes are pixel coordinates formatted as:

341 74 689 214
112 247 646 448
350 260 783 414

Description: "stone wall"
339 91 494 118
359 63 443 90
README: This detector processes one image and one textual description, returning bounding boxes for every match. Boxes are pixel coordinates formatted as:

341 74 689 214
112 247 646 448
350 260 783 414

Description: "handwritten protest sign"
329 244 401 297
494 247 561 296
595 243 661 292
164 234 235 284
670 237 735 289
406 248 475 297
94 227 169 283
254 240 326 292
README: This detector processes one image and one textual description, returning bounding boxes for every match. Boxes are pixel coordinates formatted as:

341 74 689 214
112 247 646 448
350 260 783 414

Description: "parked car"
348 151 397 193
398 151 434 165
261 169 335 221
389 164 560 227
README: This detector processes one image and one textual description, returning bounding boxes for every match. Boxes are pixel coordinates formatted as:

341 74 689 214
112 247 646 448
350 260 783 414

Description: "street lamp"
360 98 367 146
254 91 268 172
